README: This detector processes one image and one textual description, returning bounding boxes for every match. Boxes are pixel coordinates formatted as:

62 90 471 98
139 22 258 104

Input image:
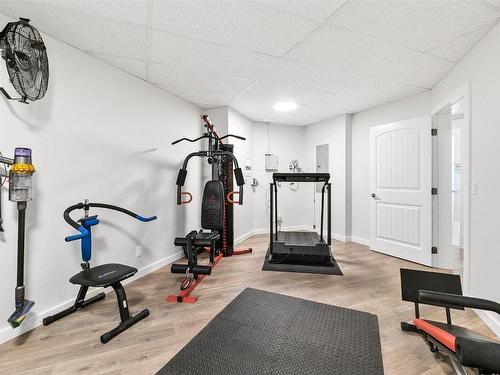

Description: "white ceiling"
1 0 499 126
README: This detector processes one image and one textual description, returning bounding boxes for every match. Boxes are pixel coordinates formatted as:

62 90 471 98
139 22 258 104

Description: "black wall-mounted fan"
0 18 49 103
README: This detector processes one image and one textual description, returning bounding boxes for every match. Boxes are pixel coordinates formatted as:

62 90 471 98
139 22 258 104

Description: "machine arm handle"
227 191 243 205
218 134 246 142
63 202 85 230
88 203 157 222
234 168 245 186
65 227 89 242
179 192 192 205
419 290 500 314
63 203 90 242
63 202 156 242
172 135 209 145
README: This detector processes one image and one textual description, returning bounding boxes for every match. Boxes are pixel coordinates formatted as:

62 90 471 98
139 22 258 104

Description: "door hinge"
431 128 438 136
432 246 438 254
431 187 438 195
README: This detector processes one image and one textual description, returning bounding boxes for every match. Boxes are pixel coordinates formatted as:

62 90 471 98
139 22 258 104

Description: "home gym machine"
1 148 36 328
400 268 500 374
168 115 252 303
43 200 157 343
268 173 336 268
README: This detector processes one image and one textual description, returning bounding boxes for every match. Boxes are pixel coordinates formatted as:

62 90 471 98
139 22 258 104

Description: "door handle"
371 193 380 200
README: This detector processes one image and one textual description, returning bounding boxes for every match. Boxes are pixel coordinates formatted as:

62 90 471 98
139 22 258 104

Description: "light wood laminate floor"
0 235 495 375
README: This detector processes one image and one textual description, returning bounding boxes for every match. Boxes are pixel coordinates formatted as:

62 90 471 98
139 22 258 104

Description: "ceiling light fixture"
273 101 298 112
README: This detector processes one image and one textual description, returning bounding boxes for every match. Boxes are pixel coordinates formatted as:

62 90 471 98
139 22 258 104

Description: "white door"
369 116 433 266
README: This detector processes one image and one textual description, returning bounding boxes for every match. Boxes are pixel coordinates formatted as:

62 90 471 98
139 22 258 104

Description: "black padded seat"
174 231 220 247
424 320 500 372
426 320 498 344
70 263 137 288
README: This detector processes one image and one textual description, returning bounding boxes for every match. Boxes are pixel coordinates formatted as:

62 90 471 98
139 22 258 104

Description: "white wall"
350 91 433 243
304 114 351 241
251 122 308 233
227 108 254 240
0 13 202 343
431 20 500 333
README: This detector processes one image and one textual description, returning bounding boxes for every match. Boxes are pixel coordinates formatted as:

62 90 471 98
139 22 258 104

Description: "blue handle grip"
65 226 89 242
135 215 157 222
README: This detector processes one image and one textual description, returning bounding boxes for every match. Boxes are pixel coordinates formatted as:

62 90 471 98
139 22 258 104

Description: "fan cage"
2 20 49 101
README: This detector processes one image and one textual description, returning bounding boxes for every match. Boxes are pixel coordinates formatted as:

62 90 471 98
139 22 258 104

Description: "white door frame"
431 82 471 294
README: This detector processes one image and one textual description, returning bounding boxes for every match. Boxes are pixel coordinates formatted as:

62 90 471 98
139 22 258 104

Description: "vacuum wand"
6 148 35 328
17 202 26 288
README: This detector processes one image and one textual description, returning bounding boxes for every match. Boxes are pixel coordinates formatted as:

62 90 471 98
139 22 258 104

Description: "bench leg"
100 282 149 344
43 286 106 326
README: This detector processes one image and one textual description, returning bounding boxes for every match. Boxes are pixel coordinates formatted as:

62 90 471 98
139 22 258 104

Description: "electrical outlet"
135 245 142 258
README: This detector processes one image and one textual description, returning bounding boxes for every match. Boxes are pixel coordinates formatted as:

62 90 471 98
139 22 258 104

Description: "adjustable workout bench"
43 201 157 343
400 268 500 374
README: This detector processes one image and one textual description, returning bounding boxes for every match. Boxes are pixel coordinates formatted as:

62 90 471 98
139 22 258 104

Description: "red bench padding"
414 319 456 352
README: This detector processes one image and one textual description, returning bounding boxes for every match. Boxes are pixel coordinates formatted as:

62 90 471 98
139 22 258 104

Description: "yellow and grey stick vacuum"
1 148 35 328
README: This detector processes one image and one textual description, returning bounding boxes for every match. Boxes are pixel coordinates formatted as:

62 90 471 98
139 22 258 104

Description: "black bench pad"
70 263 137 287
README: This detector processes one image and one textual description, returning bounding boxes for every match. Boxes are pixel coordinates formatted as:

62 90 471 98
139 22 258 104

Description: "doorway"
431 83 471 292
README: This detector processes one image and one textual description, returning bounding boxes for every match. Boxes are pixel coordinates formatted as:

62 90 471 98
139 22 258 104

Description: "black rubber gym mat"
262 248 344 275
156 288 384 375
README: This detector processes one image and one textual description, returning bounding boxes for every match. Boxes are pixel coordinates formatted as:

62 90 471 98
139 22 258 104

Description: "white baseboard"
0 250 184 345
475 309 500 337
234 229 266 245
350 236 370 246
332 233 348 242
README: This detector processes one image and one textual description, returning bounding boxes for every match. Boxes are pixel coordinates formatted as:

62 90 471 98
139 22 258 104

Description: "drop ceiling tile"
320 94 387 114
151 0 318 56
287 25 454 89
260 58 365 94
478 0 500 11
286 25 418 76
149 63 254 96
233 103 345 126
428 22 497 62
229 81 350 125
338 77 427 104
230 81 333 115
256 0 346 23
42 0 148 25
157 85 235 108
366 51 454 89
234 91 382 124
0 2 147 59
91 53 147 79
328 0 500 52
150 30 279 80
